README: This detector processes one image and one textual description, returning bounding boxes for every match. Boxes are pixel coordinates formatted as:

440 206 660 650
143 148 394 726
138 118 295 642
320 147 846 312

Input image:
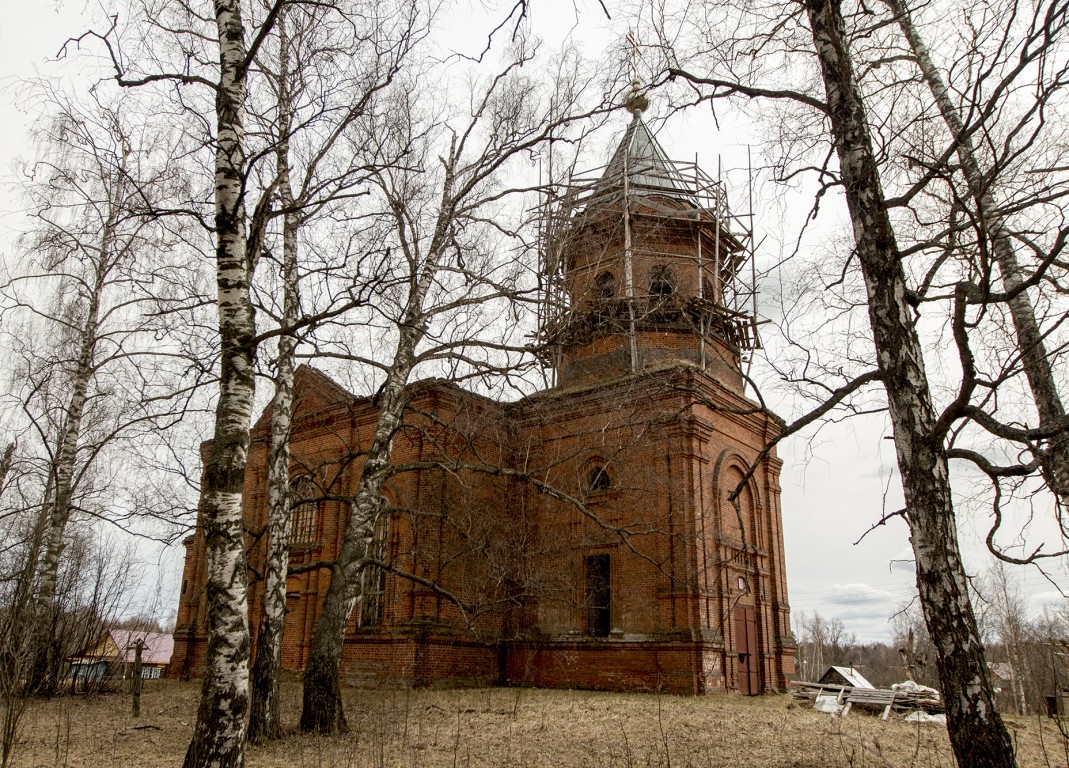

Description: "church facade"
171 109 796 695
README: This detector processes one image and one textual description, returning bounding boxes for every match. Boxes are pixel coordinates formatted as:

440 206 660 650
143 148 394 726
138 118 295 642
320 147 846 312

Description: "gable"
818 666 875 689
252 365 356 432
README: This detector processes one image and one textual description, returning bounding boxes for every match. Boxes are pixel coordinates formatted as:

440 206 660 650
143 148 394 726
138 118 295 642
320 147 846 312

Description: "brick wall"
169 363 794 693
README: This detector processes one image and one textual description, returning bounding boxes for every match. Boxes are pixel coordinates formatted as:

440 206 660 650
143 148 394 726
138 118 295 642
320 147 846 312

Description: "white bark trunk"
300 175 455 732
804 1 1016 765
299 318 421 732
183 0 256 765
249 9 297 742
30 224 111 695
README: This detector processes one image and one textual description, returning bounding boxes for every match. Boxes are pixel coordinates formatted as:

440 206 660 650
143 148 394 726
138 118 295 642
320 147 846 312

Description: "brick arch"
710 451 763 548
379 484 399 509
711 451 769 695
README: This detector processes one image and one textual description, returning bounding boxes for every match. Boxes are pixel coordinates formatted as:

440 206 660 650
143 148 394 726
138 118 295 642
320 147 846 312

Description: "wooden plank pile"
789 680 945 719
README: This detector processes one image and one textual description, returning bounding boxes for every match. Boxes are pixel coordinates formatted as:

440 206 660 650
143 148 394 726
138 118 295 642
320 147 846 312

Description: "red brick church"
171 105 796 694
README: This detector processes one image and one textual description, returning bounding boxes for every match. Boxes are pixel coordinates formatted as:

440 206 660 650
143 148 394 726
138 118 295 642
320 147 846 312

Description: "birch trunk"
886 0 1069 507
298 326 420 733
248 9 297 743
804 1 1016 765
0 444 13 493
300 189 453 733
28 243 108 696
182 0 256 765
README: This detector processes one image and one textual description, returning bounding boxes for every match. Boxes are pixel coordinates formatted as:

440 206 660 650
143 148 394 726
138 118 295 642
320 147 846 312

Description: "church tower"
541 83 758 389
522 88 795 694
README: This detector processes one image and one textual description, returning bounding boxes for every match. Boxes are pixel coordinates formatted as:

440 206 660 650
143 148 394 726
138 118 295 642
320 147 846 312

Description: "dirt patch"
8 681 1067 767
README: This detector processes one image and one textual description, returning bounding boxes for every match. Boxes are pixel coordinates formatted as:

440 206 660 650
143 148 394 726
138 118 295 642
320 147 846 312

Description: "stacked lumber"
789 680 945 717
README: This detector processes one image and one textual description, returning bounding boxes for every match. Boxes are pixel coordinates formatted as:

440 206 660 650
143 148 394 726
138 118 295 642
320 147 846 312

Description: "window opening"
289 476 318 545
358 513 389 627
587 465 611 492
649 265 675 298
585 554 611 637
592 270 615 301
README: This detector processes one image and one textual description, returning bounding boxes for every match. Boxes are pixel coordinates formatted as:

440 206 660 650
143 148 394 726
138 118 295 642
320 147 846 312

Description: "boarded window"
585 554 611 637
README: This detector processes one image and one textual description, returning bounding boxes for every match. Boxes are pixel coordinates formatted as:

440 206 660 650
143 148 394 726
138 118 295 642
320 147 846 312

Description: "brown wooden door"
734 606 759 695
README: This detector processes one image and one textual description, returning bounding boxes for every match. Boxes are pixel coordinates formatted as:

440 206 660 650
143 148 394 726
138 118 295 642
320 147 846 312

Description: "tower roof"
595 114 691 199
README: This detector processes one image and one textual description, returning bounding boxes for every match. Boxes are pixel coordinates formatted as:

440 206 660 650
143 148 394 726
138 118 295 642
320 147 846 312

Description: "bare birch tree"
86 0 284 762
297 40 610 732
88 0 426 758
879 0 1069 509
246 0 417 741
0 87 192 695
644 0 1068 763
178 3 259 762
981 562 1033 715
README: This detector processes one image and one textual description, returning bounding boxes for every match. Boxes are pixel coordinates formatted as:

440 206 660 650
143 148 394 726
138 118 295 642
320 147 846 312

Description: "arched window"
721 466 759 548
587 464 612 492
649 265 675 298
358 512 390 627
592 270 615 301
289 476 319 545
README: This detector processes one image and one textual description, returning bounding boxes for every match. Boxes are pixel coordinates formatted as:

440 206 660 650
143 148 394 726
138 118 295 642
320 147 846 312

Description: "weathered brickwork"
172 362 795 694
170 114 796 694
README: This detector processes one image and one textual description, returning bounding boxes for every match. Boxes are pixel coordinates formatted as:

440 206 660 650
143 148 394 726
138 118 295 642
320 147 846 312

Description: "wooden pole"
131 639 145 718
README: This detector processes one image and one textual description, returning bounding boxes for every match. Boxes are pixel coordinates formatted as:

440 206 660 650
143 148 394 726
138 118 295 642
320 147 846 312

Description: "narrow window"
587 465 611 492
289 476 318 545
592 270 615 301
359 513 389 627
649 265 674 298
585 554 611 637
702 277 715 301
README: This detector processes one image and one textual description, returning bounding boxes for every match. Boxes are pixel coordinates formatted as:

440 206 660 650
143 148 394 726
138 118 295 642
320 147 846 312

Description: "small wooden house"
68 629 174 683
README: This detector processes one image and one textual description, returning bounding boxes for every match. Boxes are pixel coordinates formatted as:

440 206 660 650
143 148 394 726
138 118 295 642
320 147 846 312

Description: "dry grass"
8 680 1069 767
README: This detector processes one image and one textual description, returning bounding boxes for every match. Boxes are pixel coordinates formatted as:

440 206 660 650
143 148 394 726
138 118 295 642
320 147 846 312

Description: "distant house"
69 629 174 683
818 666 876 689
989 662 1014 693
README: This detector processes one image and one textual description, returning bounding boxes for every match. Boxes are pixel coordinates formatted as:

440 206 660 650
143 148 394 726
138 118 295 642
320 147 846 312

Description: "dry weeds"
8 680 1068 767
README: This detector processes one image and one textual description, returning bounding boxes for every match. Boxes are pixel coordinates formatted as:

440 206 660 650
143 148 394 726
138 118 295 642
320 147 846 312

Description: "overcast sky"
2 0 1066 645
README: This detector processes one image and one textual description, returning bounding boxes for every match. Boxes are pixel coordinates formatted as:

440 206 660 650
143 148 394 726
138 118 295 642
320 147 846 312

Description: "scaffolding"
536 124 760 380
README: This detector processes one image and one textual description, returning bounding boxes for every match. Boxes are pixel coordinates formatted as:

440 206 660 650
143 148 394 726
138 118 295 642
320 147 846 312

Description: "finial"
624 79 649 117
624 31 649 118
